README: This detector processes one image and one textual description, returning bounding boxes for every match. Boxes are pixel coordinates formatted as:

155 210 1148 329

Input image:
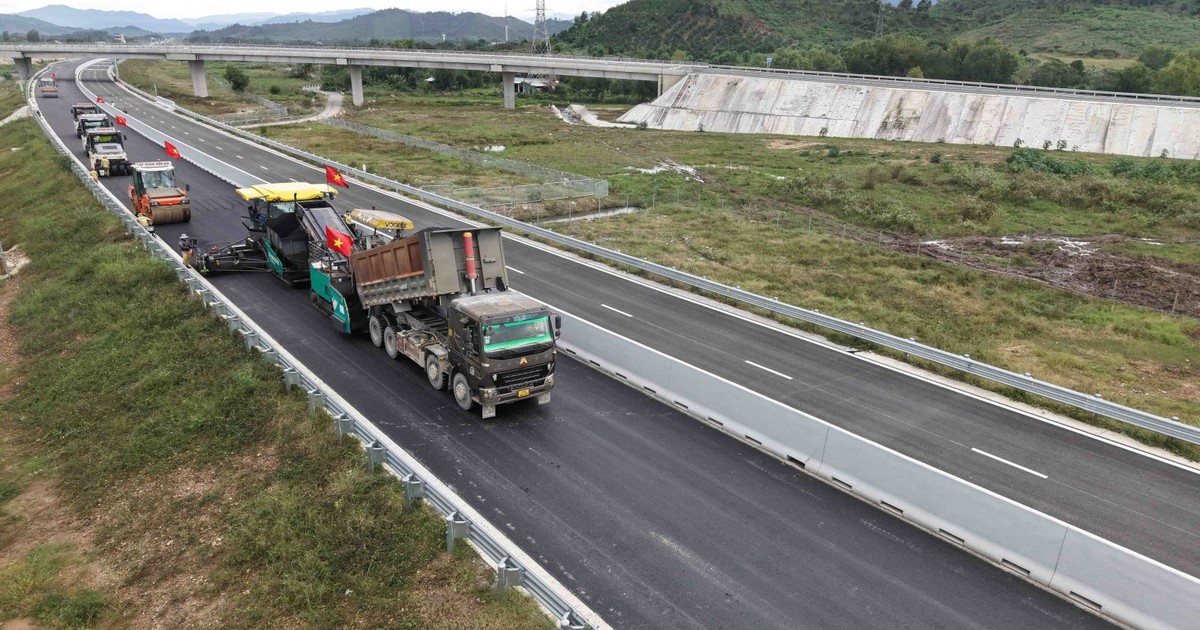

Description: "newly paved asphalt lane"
36 59 1137 628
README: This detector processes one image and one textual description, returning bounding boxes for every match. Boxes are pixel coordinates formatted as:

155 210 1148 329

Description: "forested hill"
556 0 1200 60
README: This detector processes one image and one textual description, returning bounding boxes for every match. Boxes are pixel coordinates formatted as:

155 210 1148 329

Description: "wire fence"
321 118 608 205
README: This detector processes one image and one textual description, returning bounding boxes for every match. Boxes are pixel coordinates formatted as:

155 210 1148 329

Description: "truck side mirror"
185 184 190 192
554 314 562 338
122 133 127 141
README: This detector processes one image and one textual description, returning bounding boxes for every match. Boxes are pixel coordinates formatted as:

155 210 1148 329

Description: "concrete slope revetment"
619 73 1200 159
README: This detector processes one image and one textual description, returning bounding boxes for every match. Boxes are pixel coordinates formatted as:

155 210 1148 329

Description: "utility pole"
505 4 509 43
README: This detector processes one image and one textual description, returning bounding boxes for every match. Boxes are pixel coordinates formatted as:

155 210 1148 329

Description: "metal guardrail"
105 72 1200 447
31 62 601 630
322 118 608 203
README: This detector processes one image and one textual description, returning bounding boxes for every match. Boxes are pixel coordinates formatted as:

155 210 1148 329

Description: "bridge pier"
349 64 363 106
188 60 208 98
658 73 684 96
502 72 515 109
12 57 32 81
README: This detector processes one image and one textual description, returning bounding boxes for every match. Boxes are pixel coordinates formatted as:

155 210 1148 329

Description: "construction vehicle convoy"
194 183 559 418
37 77 57 98
128 161 190 224
84 127 130 177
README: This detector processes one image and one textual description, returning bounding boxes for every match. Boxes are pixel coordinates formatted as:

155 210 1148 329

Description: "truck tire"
383 325 400 360
368 314 384 347
451 372 473 412
426 354 446 390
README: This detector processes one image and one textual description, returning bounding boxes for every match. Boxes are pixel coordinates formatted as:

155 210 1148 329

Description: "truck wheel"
451 372 473 412
383 326 400 360
426 354 446 390
368 314 384 347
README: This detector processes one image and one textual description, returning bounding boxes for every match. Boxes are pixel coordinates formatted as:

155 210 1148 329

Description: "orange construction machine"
128 161 191 224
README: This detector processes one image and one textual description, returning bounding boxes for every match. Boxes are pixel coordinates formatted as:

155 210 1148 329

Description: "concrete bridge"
1 43 697 107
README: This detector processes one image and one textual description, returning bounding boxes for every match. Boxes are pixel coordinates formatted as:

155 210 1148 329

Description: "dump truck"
37 78 58 98
128 161 190 224
76 113 113 139
71 102 100 120
193 183 559 418
84 127 129 177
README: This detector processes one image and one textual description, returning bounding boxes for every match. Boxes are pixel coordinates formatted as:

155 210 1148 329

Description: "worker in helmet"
179 233 196 267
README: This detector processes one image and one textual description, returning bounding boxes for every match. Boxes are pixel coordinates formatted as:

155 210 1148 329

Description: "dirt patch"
893 234 1200 318
765 139 827 150
1 619 39 630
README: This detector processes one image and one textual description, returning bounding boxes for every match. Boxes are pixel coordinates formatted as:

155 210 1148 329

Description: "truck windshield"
90 134 119 144
84 120 107 129
140 170 175 188
483 316 552 357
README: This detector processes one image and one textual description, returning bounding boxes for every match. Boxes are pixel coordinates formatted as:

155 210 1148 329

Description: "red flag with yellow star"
325 164 349 188
325 225 353 257
164 141 181 159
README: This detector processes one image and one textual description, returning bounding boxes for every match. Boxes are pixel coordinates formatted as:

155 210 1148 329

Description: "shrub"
1006 148 1091 176
827 145 841 158
930 152 943 164
268 85 282 95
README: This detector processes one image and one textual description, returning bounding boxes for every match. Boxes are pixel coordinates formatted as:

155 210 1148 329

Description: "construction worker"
179 233 196 267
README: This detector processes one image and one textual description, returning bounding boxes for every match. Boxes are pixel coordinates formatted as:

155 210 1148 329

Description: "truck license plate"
518 389 529 397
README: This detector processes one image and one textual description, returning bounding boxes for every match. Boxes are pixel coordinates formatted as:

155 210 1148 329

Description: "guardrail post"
365 440 385 472
445 511 469 553
306 388 325 413
281 367 301 392
495 556 524 593
402 473 424 509
333 413 353 442
558 611 587 629
241 328 260 350
0 241 7 276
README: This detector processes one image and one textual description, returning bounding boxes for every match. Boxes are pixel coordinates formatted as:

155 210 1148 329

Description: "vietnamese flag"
164 141 181 159
325 164 349 188
115 115 127 126
96 96 104 103
325 225 353 256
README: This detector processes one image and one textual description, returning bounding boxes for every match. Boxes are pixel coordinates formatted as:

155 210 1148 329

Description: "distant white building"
112 34 126 43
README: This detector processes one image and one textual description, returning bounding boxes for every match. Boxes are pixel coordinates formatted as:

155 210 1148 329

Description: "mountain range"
12 5 381 34
191 9 573 43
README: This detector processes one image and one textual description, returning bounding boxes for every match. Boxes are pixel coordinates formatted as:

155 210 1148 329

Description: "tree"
1154 55 1200 96
1097 63 1154 94
898 0 913 8
1137 45 1176 71
224 65 250 92
906 66 924 78
949 38 1018 83
25 29 39 42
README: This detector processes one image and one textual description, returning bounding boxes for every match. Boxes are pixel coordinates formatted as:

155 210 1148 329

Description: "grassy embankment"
118 62 1200 455
0 94 552 628
118 59 322 117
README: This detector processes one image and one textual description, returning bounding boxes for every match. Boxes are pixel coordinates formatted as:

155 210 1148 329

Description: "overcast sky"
0 1 628 20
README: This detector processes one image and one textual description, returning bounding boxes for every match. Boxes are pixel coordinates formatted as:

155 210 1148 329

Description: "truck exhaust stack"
463 231 478 294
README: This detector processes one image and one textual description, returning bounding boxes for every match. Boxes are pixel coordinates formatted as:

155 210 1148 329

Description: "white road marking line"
288 178 299 182
183 131 190 135
260 165 270 170
601 304 633 318
236 155 244 159
506 266 525 275
971 448 1048 479
744 360 794 380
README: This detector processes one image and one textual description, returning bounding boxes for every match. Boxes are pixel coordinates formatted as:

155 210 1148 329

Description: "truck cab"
71 103 100 120
76 113 113 139
84 127 129 177
447 292 559 416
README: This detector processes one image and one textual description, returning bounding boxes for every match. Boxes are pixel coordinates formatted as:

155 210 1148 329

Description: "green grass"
0 117 553 628
0 75 26 115
960 7 1200 58
118 60 321 117
0 545 108 628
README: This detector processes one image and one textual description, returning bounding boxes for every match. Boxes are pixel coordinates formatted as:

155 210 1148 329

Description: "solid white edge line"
100 63 1197 477
601 303 633 318
744 360 794 381
506 266 525 274
971 448 1049 479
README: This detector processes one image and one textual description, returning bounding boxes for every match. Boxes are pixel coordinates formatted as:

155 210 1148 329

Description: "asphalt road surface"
36 58 1137 628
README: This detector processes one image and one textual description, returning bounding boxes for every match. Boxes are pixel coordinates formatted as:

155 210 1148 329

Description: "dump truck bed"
351 227 507 308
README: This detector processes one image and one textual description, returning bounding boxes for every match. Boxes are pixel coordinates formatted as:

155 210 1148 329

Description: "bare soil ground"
894 234 1200 320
